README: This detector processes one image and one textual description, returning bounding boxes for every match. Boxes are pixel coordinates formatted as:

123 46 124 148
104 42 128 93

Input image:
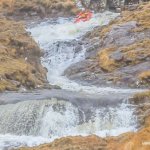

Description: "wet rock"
74 44 83 53
110 50 123 61
124 3 139 10
64 59 100 82
129 90 150 131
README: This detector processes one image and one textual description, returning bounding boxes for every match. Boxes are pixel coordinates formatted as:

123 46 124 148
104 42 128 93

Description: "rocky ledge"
18 91 150 149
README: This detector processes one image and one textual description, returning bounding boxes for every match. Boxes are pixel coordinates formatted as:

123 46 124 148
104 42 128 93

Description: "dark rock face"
103 21 137 47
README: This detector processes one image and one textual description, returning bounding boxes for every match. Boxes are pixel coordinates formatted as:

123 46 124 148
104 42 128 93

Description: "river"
0 11 142 150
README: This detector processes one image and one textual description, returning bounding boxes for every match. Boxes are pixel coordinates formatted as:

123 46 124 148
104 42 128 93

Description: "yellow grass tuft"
133 90 150 102
98 47 119 72
138 71 150 81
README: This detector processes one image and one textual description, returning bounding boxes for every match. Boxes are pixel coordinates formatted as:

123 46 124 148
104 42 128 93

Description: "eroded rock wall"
19 128 150 150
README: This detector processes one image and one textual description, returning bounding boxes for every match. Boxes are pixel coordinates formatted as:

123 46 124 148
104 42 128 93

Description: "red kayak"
74 11 93 23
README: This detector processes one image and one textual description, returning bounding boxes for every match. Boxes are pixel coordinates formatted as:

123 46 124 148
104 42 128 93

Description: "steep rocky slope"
98 2 150 88
65 2 150 88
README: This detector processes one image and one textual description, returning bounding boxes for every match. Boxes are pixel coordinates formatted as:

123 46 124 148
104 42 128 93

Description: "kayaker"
74 9 93 23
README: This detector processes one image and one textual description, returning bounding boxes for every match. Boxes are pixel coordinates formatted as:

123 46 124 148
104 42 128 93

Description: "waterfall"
0 98 137 149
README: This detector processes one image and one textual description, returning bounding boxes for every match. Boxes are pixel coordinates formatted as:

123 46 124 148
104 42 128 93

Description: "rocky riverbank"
65 2 150 88
19 129 150 150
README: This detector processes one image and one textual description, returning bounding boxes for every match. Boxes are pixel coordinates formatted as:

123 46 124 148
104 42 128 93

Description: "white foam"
0 100 137 149
0 134 50 150
29 12 119 44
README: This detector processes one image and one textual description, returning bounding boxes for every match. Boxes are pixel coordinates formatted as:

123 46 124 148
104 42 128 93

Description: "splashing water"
30 12 118 44
0 99 137 149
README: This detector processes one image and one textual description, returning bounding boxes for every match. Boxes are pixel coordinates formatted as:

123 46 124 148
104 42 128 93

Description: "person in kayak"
74 8 93 23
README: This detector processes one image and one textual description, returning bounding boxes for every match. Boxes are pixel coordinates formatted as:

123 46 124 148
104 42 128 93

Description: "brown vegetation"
98 39 150 72
131 90 150 104
138 70 150 84
0 0 79 19
19 128 150 150
0 0 79 92
98 47 118 72
96 2 150 87
130 90 150 134
0 18 47 91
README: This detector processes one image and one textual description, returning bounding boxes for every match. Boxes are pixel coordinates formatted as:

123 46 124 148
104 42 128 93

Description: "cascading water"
0 11 141 150
0 98 137 150
28 12 141 94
